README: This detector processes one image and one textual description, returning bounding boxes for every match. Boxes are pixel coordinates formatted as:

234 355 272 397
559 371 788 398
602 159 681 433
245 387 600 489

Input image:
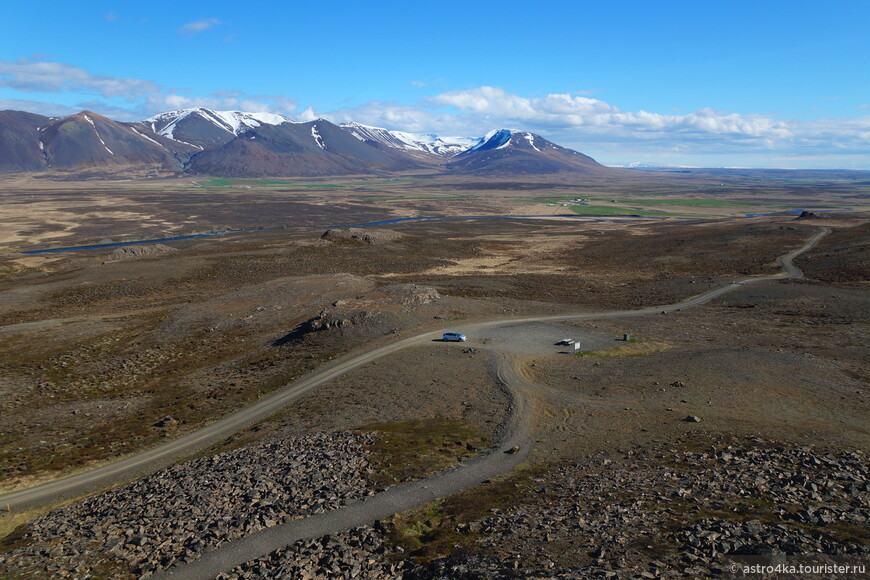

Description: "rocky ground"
218 438 868 579
0 432 870 580
438 437 869 578
0 211 867 578
6 434 854 579
0 431 379 578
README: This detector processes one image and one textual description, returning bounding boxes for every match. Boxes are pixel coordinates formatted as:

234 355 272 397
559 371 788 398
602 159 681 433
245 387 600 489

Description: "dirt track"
0 227 831 518
0 205 867 578
142 227 832 578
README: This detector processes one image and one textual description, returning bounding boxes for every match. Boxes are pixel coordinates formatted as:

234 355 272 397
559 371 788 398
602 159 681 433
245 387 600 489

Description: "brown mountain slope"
446 129 604 175
0 110 50 171
39 112 196 170
185 119 430 177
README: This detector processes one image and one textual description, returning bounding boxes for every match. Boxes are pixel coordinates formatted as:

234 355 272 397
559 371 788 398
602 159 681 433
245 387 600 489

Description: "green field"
568 205 674 217
357 195 466 201
619 198 751 207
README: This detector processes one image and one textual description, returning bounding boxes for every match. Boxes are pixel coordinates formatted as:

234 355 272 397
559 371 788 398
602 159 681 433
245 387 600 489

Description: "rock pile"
419 438 869 578
305 309 386 333
320 228 405 245
381 284 441 306
2 435 866 579
105 244 176 261
220 525 410 580
0 431 377 578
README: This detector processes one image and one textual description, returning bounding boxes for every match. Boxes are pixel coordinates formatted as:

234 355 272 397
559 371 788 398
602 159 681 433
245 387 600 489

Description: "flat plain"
0 170 867 578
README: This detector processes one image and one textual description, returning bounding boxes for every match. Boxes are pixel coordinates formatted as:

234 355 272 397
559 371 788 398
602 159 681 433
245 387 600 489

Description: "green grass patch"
385 463 547 562
357 418 489 487
356 195 465 201
619 198 753 207
194 177 352 188
252 179 299 185
568 205 673 217
517 196 576 204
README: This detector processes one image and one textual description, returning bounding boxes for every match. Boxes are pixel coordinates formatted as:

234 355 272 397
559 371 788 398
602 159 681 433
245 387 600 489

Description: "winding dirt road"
0 227 829 578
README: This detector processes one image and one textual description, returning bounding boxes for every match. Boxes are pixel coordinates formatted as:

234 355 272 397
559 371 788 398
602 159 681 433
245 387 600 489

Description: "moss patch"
357 418 489 487
385 463 548 562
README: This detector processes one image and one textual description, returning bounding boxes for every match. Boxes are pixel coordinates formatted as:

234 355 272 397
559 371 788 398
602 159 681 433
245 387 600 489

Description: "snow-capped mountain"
0 107 606 178
145 108 292 149
0 109 196 173
460 129 553 155
447 129 603 174
340 121 475 157
186 118 428 177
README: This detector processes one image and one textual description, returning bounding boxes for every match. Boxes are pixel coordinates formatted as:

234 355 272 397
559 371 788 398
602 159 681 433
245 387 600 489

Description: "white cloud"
142 92 298 118
0 98 80 117
295 106 320 122
178 18 221 36
429 86 792 139
0 58 158 97
0 58 300 121
312 86 869 167
2 63 867 169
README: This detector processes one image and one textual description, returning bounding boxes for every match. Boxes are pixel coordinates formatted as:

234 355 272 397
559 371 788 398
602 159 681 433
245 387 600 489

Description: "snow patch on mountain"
340 121 474 156
524 133 540 151
130 126 162 147
83 114 113 155
462 129 514 155
145 108 292 141
311 125 326 149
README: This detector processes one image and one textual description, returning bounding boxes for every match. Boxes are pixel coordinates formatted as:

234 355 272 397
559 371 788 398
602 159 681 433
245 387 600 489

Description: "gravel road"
0 227 832 579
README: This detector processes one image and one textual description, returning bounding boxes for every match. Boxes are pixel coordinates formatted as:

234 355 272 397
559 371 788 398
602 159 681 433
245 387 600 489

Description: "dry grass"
357 419 490 487
575 339 673 357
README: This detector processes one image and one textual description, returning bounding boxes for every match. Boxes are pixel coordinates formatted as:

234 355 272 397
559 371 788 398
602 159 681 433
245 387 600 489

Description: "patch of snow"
197 108 236 133
524 133 540 152
311 126 326 149
130 126 162 147
464 129 513 154
144 108 292 142
339 121 474 156
83 114 114 155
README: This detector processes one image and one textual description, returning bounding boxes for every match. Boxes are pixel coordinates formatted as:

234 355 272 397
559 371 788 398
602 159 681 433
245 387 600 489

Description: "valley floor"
0 182 867 578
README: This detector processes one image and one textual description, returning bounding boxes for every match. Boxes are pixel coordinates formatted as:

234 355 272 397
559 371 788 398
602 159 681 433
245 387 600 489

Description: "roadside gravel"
0 431 378 578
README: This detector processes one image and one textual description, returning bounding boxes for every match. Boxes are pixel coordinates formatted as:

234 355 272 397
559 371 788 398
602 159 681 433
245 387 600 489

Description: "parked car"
442 331 468 342
556 338 575 346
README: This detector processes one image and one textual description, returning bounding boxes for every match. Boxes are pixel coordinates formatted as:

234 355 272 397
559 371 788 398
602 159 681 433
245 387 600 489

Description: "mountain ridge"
339 121 474 158
447 129 603 175
0 107 604 178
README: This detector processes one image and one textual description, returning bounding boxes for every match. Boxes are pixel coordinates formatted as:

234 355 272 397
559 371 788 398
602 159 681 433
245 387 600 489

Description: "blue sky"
1 1 868 168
